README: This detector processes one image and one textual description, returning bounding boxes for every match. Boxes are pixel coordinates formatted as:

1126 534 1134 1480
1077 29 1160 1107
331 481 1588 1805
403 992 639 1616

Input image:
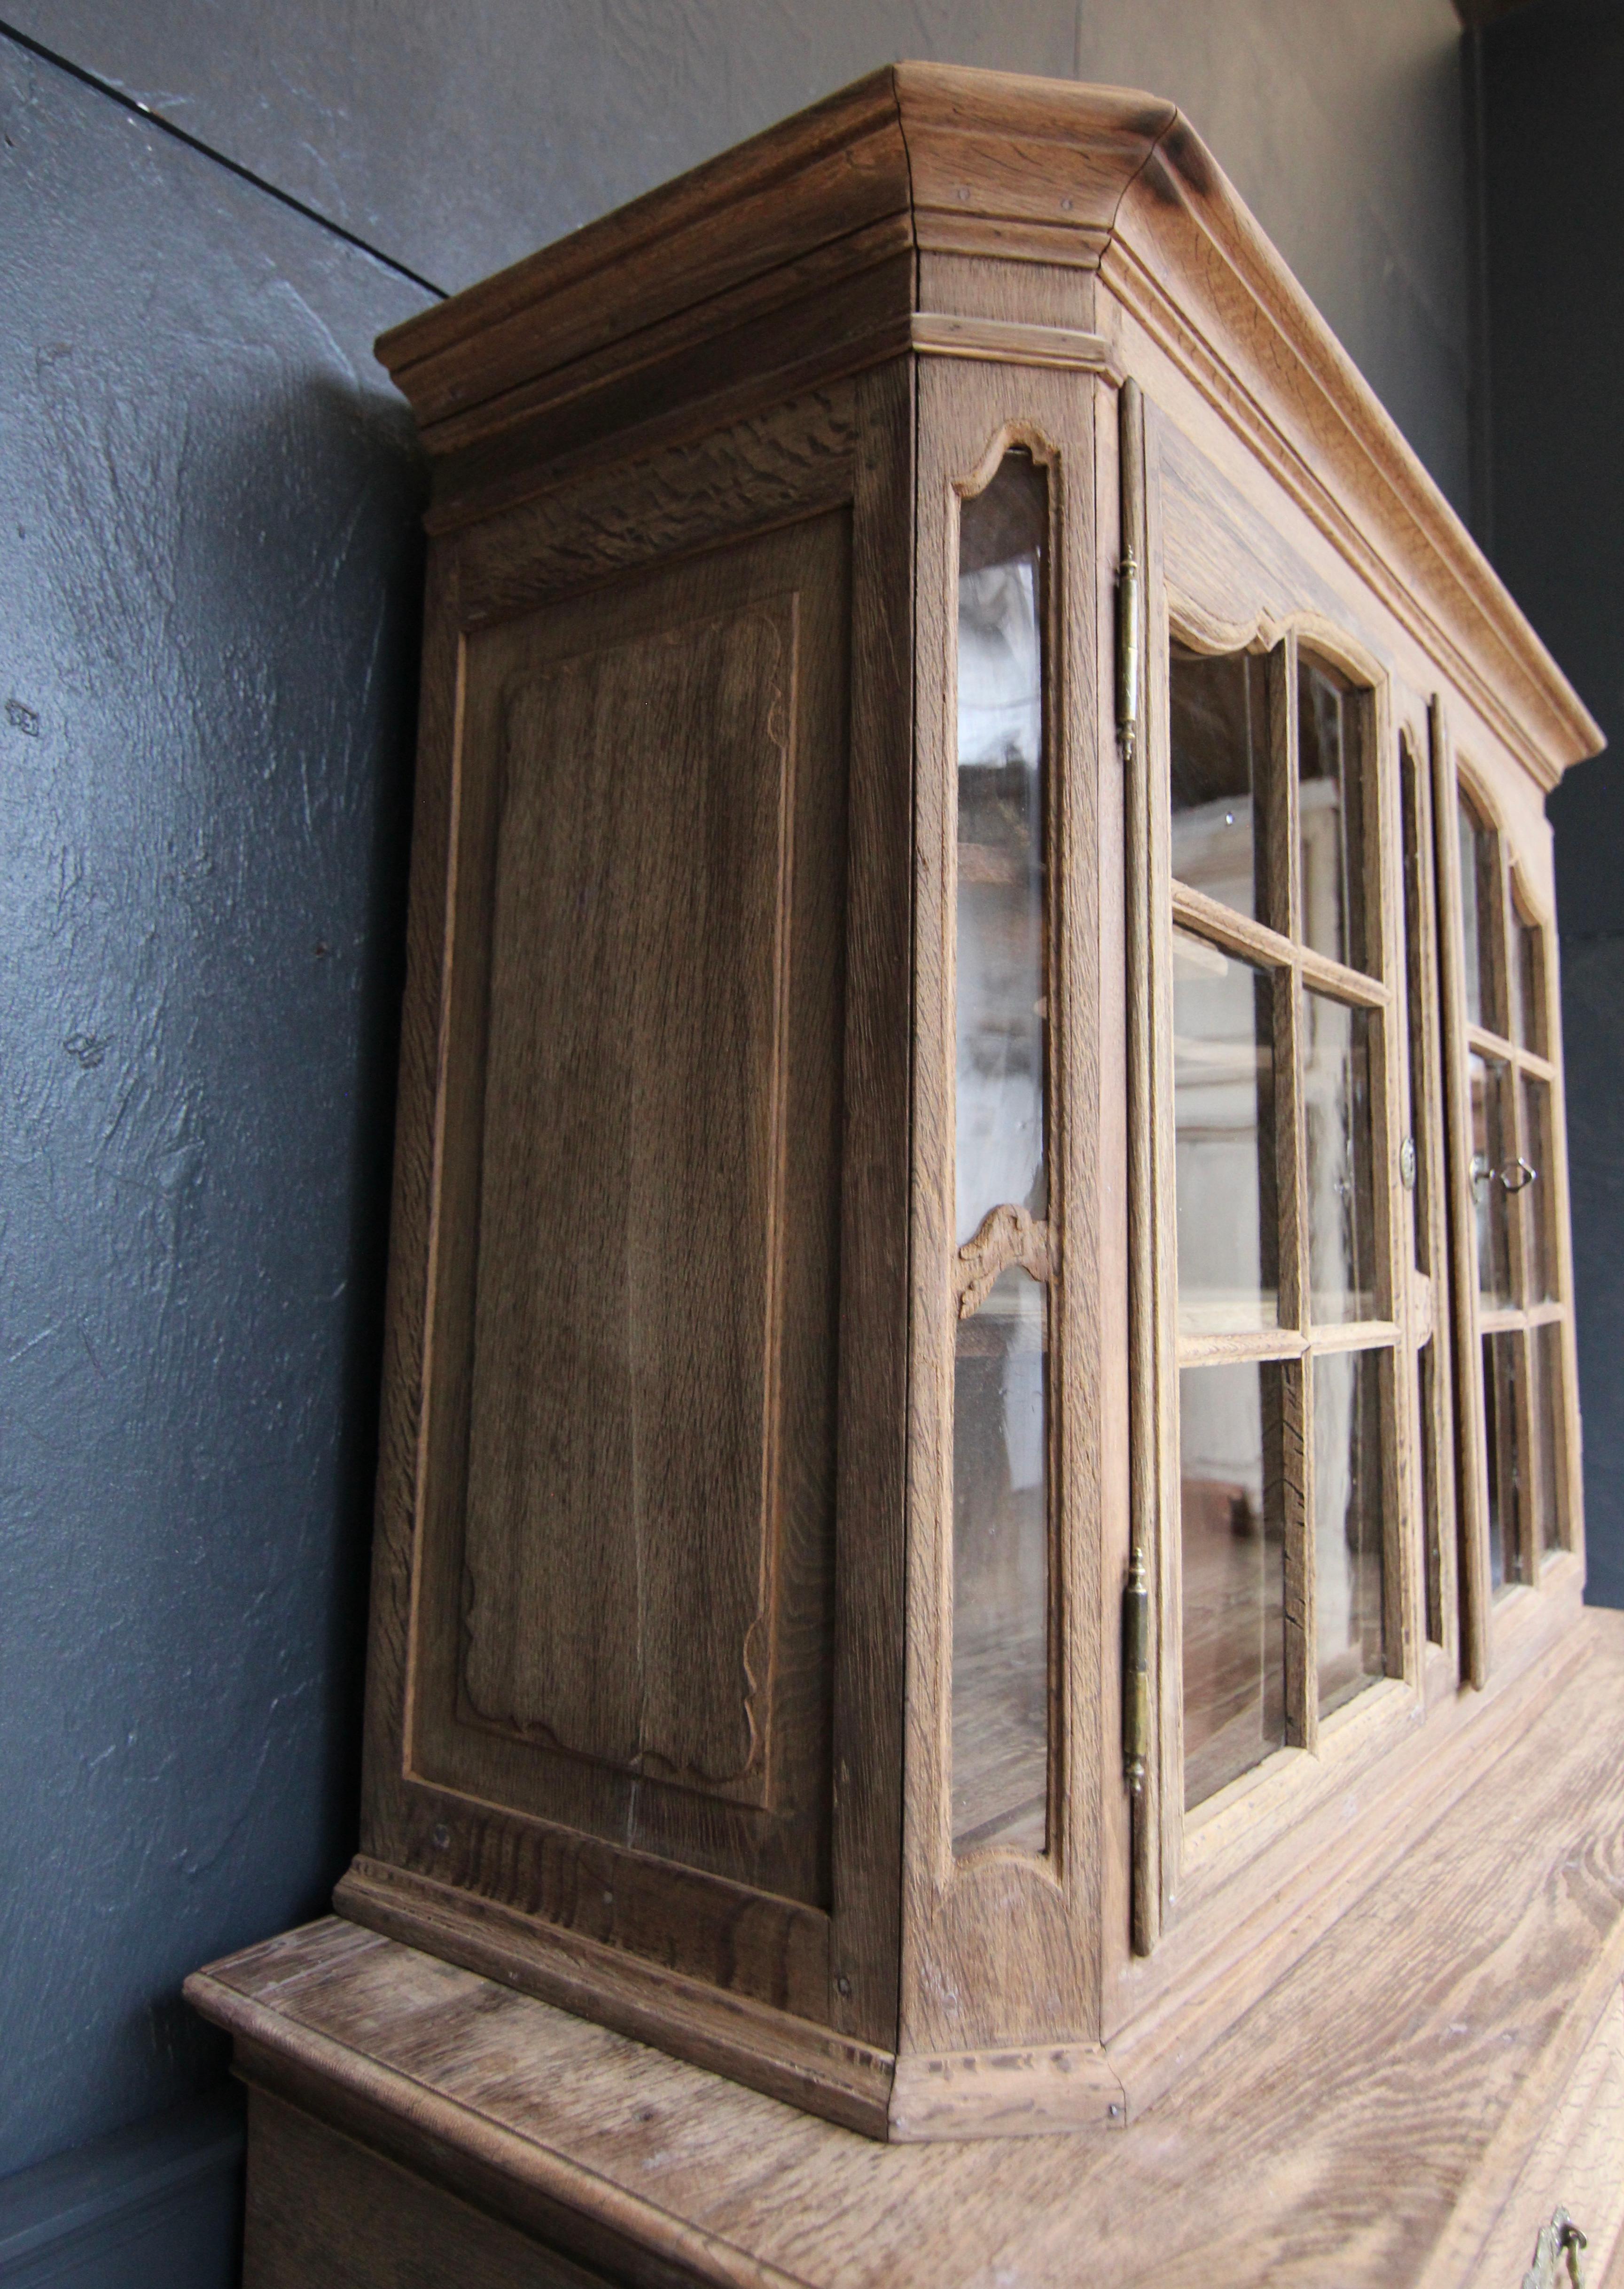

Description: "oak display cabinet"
190 58 1624 2289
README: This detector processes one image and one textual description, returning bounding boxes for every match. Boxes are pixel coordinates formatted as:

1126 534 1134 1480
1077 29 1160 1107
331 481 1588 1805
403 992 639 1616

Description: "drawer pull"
1523 2208 1588 2289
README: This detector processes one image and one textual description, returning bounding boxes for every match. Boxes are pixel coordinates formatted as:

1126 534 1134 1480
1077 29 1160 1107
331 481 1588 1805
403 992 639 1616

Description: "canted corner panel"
459 598 797 1807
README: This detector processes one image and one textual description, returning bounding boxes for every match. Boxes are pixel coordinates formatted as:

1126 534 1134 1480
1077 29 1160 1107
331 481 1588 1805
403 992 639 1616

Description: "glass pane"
1519 1075 1556 1304
1458 794 1505 1035
1469 1052 1514 1305
1173 932 1280 1334
1483 1329 1526 1590
1180 1360 1288 1810
1314 1348 1387 1717
1515 915 1547 1055
1399 742 1433 1275
1298 654 1370 973
1418 1339 1444 1646
952 1267 1047 1854
955 450 1046 1250
952 449 1050 1860
1532 1321 1566 1554
1169 643 1273 924
1303 991 1378 1322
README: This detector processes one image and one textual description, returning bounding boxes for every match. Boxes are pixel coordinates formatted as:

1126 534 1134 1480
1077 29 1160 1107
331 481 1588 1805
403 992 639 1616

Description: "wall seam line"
0 15 447 302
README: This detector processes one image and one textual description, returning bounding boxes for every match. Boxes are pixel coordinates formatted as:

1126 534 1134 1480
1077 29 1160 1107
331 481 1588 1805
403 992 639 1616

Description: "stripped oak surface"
193 1610 1624 2289
350 373 915 2107
377 63 1599 793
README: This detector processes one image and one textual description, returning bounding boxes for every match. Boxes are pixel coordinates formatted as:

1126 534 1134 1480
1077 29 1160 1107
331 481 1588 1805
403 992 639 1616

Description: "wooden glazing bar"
1467 1024 1554 1082
1299 944 1392 1012
1478 1301 1568 1335
1169 881 1295 974
1174 1320 1399 1368
1405 716 1460 1672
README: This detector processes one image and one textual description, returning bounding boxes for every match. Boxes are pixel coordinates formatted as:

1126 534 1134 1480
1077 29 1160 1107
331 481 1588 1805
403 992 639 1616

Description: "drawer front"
244 2088 625 2289
1474 1983 1624 2288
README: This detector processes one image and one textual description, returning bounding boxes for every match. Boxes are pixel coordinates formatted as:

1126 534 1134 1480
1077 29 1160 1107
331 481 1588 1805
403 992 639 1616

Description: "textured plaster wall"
0 35 427 2179
0 0 1486 2256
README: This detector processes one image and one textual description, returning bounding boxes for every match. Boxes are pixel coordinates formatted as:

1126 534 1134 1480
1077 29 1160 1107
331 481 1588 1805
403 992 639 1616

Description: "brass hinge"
1116 374 1144 752
1116 533 1142 747
1122 1550 1149 1795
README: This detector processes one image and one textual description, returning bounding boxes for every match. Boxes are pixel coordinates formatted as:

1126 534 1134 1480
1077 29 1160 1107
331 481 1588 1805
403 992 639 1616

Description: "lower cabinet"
193 1607 1624 2289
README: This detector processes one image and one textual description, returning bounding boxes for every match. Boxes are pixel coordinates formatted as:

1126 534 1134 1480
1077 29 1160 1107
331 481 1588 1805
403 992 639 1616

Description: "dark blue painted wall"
0 24 429 2190
1480 0 1624 1606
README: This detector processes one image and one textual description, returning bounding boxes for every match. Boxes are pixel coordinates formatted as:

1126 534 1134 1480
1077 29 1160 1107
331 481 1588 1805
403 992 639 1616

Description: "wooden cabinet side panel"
824 356 915 2046
461 597 796 1799
412 512 848 1909
356 537 464 1857
351 386 913 2050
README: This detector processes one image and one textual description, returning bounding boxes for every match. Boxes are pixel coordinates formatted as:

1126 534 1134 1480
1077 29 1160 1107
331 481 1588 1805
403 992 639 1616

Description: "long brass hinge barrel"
1117 535 1142 743
1123 1550 1149 1796
1116 376 1144 750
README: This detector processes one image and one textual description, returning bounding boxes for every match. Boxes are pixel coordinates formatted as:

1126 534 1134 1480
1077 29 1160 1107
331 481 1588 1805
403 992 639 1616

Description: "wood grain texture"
460 597 796 1797
376 62 1595 787
1398 708 1462 1681
344 64 1601 2148
900 358 1108 2062
454 388 861 627
333 1859 890 2139
405 512 846 1915
348 375 921 2113
243 2087 612 2289
1118 372 1162 1955
821 356 914 2052
378 73 911 426
1421 1969 1624 2289
1100 107 1599 788
192 1609 1624 2284
425 249 914 533
1432 701 1493 1687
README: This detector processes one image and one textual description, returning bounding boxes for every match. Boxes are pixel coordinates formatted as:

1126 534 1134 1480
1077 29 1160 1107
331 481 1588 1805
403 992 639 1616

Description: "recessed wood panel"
462 600 795 1802
409 512 851 1913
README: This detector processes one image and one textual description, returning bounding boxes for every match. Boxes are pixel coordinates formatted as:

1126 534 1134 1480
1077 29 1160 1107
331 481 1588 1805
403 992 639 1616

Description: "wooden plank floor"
190 1609 1624 2289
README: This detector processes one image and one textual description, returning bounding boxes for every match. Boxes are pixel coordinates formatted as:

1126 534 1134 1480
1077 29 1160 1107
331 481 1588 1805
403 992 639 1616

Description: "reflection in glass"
1418 1340 1443 1646
1469 1053 1514 1305
955 451 1046 1250
1303 992 1377 1322
1483 1330 1525 1590
1520 1076 1554 1303
1314 1348 1387 1716
1533 1322 1565 1554
1169 643 1272 923
1174 933 1279 1333
952 451 1049 1858
1299 656 1369 972
1180 1361 1287 1810
952 1267 1048 1853
1458 797 1503 1033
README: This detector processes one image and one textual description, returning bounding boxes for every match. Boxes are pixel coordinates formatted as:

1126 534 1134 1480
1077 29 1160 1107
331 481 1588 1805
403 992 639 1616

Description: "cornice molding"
375 60 1600 785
